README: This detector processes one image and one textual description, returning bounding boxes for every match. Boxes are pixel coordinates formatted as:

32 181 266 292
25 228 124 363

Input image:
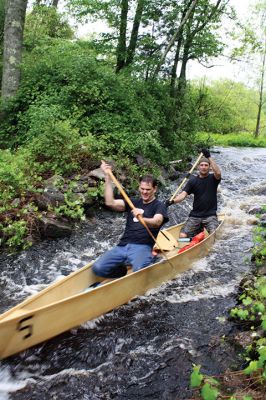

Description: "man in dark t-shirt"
92 161 168 278
168 149 221 238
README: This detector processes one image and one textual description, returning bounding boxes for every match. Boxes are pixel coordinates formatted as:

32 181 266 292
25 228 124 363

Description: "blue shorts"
92 243 156 278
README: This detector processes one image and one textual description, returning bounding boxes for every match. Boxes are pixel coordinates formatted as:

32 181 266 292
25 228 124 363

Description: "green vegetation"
190 209 266 399
197 132 266 148
0 3 266 250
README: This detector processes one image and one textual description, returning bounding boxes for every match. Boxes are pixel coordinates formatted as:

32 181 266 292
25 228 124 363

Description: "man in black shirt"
168 149 221 238
92 161 168 278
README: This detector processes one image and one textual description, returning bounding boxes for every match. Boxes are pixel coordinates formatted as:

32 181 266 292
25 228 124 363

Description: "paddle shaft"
169 152 203 201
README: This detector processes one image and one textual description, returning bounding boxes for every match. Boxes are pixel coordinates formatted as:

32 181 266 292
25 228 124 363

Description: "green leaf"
258 345 266 366
243 296 253 305
244 360 259 375
201 383 219 400
261 318 266 330
259 285 266 298
190 365 203 388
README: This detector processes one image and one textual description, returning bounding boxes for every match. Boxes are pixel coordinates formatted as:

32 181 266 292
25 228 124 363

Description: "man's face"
139 181 157 203
198 162 210 177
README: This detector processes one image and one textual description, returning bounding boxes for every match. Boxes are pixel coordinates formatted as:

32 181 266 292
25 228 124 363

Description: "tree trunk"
51 0 59 8
125 0 145 67
116 0 128 73
254 37 266 138
170 31 183 97
1 0 27 102
177 41 190 93
152 0 198 79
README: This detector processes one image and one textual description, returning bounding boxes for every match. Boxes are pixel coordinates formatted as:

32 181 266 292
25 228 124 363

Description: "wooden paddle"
169 152 203 202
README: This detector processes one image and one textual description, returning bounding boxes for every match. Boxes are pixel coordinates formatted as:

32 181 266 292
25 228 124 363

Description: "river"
0 146 266 400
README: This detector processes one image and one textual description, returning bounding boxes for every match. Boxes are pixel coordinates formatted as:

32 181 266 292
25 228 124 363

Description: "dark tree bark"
152 0 198 79
169 34 183 97
116 0 129 73
169 3 188 97
125 0 145 67
1 0 28 102
51 0 59 8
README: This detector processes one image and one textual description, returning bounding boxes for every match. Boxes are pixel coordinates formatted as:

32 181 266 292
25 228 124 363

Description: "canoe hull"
0 217 224 359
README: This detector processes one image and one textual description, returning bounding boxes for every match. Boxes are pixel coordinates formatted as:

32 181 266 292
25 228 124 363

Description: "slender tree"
125 0 145 67
152 0 198 79
254 35 266 137
1 0 28 101
116 0 128 72
0 0 5 50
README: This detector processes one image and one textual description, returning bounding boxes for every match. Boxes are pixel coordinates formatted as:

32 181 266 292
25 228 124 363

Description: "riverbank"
0 154 188 252
190 207 266 399
197 132 266 148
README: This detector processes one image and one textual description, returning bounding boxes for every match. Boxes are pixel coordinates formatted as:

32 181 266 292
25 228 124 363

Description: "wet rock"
258 266 266 275
44 175 65 187
36 184 65 211
78 174 98 187
11 198 21 207
135 154 151 167
72 183 88 193
157 174 167 187
234 331 254 347
168 165 180 181
248 206 263 215
259 213 266 227
89 168 105 180
39 217 73 238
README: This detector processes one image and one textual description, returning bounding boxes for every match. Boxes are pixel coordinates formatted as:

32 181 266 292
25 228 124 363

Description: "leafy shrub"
0 149 35 206
24 104 97 174
0 40 186 164
1 220 30 250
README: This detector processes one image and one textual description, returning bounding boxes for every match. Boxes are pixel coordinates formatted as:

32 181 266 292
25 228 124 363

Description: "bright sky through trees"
187 0 253 82
73 0 253 84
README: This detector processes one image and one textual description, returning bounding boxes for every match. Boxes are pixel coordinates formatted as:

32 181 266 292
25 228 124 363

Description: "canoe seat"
154 230 179 251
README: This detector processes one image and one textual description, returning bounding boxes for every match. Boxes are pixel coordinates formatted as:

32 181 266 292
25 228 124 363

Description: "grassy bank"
197 132 266 147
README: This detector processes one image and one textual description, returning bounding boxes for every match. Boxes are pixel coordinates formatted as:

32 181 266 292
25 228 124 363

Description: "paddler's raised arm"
101 160 126 211
165 190 188 207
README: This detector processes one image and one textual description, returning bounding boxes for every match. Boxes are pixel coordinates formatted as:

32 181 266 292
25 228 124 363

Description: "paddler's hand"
165 199 174 207
201 148 211 158
132 208 144 222
100 160 112 176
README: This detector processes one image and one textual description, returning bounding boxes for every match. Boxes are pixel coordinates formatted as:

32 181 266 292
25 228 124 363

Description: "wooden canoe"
0 215 225 359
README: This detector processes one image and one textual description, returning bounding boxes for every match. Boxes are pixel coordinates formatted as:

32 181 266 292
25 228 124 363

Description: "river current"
0 147 266 400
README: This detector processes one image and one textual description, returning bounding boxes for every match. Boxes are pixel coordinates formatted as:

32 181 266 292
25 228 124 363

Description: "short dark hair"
139 174 157 187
